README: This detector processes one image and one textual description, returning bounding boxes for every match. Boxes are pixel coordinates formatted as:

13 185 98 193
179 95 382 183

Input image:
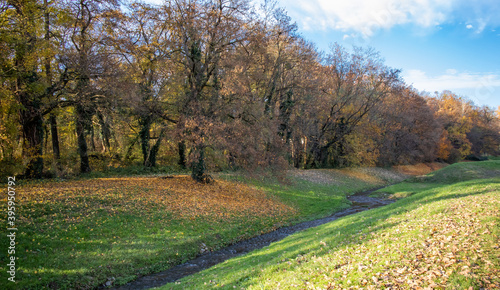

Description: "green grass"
372 160 500 199
160 161 500 289
0 167 405 289
220 167 409 221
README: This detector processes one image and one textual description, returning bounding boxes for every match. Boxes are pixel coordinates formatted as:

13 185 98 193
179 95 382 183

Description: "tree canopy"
1 0 499 180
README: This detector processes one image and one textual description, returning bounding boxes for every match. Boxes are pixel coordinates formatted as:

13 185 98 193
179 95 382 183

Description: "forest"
1 0 500 181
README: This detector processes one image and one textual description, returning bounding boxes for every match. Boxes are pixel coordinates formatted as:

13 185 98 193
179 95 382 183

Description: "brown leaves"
311 186 500 290
19 175 297 222
373 194 500 289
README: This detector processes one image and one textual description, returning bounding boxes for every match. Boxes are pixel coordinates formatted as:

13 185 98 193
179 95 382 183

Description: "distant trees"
0 0 499 180
467 106 500 156
302 44 401 168
429 92 500 162
374 86 441 166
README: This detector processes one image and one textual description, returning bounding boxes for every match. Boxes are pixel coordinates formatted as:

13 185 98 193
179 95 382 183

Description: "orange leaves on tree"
437 130 453 160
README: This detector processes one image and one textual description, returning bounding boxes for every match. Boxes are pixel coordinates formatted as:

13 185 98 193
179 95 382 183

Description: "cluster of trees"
1 0 499 181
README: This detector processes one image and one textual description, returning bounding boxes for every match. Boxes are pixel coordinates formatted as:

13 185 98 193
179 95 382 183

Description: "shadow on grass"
166 177 500 289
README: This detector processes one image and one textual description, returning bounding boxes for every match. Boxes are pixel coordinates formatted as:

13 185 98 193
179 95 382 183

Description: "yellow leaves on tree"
437 130 453 160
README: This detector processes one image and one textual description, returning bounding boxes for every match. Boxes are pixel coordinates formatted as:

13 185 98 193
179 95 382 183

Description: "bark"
49 114 61 161
97 112 111 152
139 115 152 166
178 140 186 169
145 128 166 168
76 104 91 173
191 143 212 183
21 103 44 178
90 125 96 151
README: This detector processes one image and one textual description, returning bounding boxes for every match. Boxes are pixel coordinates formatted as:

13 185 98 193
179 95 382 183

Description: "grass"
0 165 411 289
221 167 408 221
372 160 500 199
159 161 500 289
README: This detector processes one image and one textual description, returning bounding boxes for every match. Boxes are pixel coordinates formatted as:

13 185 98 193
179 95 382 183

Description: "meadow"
0 165 425 289
161 161 500 289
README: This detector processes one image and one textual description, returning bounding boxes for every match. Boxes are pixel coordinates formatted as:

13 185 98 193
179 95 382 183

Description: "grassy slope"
231 166 412 221
162 161 500 289
0 166 409 289
372 161 500 199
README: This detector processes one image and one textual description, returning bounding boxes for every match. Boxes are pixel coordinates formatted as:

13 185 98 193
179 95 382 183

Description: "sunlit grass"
0 176 299 289
162 161 500 289
0 164 443 288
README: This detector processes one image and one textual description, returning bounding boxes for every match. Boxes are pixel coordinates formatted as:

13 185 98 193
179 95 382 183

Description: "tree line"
1 0 499 181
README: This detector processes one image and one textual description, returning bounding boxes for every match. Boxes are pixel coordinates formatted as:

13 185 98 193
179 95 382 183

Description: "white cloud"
286 0 453 37
474 18 487 33
282 0 500 37
453 0 500 31
404 69 500 105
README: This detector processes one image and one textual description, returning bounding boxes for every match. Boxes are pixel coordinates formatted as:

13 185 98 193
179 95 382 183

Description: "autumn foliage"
0 1 499 179
21 176 296 222
3 175 297 288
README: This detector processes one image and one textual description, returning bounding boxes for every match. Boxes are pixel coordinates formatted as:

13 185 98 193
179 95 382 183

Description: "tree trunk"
49 113 61 163
139 116 152 167
191 144 212 183
124 136 139 161
76 104 91 173
228 152 236 170
97 112 111 152
145 128 166 167
305 139 320 168
90 124 96 151
178 140 186 169
21 107 44 179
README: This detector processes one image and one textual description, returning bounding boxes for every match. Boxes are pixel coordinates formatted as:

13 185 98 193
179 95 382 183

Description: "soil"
110 187 393 290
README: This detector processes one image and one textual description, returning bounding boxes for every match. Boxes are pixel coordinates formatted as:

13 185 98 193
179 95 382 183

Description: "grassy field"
160 161 500 289
0 165 420 289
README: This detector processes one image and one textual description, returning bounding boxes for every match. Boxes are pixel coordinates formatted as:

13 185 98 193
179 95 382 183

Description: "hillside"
164 161 500 289
0 164 440 289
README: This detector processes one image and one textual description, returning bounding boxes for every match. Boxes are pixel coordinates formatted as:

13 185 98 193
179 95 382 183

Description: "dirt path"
110 187 393 290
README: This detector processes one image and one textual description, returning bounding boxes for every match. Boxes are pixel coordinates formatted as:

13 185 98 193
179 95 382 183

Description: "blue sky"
145 0 500 109
277 0 500 109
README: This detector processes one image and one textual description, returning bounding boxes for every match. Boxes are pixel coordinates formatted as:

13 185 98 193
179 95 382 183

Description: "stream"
110 187 393 289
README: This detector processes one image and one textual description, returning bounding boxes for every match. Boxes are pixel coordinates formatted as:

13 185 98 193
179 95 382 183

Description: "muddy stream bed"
110 187 393 289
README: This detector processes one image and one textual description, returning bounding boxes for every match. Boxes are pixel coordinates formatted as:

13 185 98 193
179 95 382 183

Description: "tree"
0 0 70 178
373 86 441 166
467 105 500 156
428 91 473 162
219 1 321 170
60 0 120 173
116 1 178 168
169 0 251 182
306 44 401 168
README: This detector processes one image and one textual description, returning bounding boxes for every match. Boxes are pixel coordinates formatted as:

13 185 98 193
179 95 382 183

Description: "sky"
146 0 500 109
274 0 500 109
